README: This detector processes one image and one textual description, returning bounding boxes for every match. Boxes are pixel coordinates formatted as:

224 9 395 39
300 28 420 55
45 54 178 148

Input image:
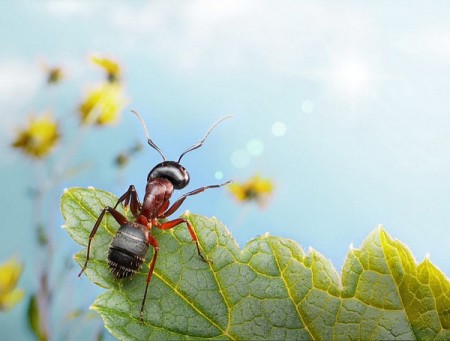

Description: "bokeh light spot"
302 100 315 113
231 149 250 168
214 171 224 180
271 121 287 137
331 58 371 98
246 139 264 156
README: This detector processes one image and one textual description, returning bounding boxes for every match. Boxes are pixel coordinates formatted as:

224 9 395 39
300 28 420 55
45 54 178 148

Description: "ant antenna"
178 115 233 163
131 110 167 161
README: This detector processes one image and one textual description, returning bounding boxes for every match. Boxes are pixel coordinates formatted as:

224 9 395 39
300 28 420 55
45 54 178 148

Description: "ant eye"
148 161 190 189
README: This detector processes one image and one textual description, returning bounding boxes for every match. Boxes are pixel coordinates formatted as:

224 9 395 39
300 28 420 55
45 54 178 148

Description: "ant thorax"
141 178 174 219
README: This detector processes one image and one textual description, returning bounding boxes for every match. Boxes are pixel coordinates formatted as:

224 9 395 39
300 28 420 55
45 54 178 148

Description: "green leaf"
27 294 48 341
61 187 450 340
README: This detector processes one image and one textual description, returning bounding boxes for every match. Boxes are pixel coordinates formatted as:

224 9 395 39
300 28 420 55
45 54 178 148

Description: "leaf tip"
375 224 385 232
89 303 99 312
370 224 388 240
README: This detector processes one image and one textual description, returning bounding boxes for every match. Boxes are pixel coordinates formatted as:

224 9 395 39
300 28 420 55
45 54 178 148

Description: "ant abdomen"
107 222 149 278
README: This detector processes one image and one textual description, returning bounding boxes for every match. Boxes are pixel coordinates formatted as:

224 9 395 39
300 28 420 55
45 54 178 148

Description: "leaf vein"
266 236 315 339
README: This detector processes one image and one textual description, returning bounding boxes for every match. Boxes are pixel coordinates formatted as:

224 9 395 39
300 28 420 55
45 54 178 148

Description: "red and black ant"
78 111 231 322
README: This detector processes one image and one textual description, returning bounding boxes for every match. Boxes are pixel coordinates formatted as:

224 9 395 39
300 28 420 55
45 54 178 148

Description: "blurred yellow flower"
91 55 121 83
11 113 60 159
46 66 64 85
0 258 24 311
229 175 274 208
79 83 126 126
114 142 143 169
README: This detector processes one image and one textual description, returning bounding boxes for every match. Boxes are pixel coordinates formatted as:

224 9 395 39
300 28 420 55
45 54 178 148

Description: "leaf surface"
61 187 450 340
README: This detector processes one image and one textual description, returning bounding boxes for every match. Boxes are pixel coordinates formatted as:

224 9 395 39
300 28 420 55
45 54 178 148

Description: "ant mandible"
78 111 231 322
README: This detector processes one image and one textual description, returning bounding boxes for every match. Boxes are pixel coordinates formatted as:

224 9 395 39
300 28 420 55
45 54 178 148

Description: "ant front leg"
114 185 142 217
78 207 128 277
158 218 210 263
160 180 232 218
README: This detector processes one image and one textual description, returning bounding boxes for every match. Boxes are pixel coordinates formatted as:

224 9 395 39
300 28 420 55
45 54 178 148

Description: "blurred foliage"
79 55 127 126
11 113 60 159
36 224 49 247
91 55 121 83
0 258 24 311
228 174 274 208
46 66 64 85
114 142 143 169
27 294 48 341
10 54 128 339
79 83 126 125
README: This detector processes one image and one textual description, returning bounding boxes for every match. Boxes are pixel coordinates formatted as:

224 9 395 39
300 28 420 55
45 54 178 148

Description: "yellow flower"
114 142 143 169
11 113 60 159
79 83 126 126
0 258 24 311
40 60 64 85
229 175 274 208
91 55 121 83
46 66 64 85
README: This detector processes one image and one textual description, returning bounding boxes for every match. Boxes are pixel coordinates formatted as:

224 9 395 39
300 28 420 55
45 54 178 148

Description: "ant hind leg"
78 206 128 277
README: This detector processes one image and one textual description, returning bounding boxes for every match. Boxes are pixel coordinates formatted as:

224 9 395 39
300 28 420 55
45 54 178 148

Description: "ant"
78 111 231 322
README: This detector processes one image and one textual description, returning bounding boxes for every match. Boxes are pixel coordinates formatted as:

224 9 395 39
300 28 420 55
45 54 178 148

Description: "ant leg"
113 185 141 216
160 180 231 218
78 207 128 277
158 218 210 263
140 235 159 323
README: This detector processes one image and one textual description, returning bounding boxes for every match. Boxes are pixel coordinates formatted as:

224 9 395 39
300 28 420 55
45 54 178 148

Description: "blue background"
1 2 450 339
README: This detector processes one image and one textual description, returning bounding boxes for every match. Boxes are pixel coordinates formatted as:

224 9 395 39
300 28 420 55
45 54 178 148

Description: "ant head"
132 110 232 190
148 161 190 190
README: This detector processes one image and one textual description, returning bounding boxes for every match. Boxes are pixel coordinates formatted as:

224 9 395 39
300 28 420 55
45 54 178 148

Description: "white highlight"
246 139 264 156
330 58 371 98
301 100 315 113
0 60 41 106
231 149 250 168
271 121 287 137
44 2 93 17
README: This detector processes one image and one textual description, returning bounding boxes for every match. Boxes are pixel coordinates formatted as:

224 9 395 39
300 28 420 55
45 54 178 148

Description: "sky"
1 1 450 339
